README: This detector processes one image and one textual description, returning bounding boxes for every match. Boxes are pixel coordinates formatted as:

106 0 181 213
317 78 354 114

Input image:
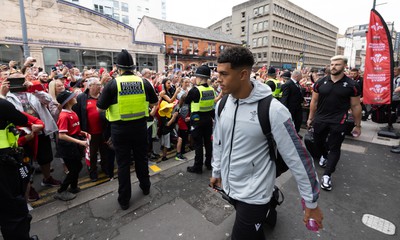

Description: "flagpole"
373 0 376 9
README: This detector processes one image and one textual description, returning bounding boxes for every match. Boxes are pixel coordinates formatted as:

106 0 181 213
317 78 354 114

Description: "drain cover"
362 214 396 235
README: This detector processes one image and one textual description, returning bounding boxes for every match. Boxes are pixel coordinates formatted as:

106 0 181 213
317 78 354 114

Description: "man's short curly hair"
217 46 254 70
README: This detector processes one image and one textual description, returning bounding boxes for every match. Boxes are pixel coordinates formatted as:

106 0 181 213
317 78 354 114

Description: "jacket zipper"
227 99 239 196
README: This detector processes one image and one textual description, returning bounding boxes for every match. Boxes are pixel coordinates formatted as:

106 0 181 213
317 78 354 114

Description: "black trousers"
231 199 270 240
290 108 303 133
88 133 108 175
58 157 83 192
313 122 346 176
0 153 32 240
178 129 189 154
191 120 213 169
111 121 150 205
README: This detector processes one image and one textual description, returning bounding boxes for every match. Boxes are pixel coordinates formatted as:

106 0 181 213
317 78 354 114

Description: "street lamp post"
19 0 30 58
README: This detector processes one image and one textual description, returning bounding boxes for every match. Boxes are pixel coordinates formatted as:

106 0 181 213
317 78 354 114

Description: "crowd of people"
5 45 400 239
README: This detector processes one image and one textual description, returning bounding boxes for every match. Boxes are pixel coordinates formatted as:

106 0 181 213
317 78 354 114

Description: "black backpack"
217 94 289 177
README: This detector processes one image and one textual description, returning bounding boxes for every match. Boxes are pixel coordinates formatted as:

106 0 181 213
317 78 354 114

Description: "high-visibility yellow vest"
267 78 282 98
0 123 19 149
191 85 215 112
106 75 149 122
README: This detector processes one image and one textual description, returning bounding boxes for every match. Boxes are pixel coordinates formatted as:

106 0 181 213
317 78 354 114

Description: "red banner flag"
363 9 394 105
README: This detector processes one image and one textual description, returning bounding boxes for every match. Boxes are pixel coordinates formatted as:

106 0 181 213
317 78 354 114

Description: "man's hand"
78 140 89 148
304 206 323 230
209 177 222 188
0 79 10 96
306 118 313 128
31 124 43 133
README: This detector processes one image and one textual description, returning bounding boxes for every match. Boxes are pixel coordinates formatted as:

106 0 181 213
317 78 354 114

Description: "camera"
8 77 27 92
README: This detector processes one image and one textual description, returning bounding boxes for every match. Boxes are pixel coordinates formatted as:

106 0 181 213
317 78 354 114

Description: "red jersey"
86 99 102 134
57 109 81 136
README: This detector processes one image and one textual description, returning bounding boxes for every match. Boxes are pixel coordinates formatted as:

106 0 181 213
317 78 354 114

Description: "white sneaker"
321 175 332 191
319 156 327 168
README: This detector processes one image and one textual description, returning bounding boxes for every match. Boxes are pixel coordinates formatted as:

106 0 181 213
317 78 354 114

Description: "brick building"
135 16 241 71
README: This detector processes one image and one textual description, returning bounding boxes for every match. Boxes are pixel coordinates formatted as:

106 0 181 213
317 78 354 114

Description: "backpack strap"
217 94 229 117
257 95 277 162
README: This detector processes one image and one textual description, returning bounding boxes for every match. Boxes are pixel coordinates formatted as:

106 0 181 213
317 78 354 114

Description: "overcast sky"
166 0 400 34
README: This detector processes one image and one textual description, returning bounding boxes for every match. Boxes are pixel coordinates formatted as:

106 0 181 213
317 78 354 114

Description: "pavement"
2 120 400 240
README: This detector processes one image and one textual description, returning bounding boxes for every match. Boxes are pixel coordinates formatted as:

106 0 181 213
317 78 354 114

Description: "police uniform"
0 98 34 240
185 65 215 173
265 67 282 99
96 50 158 210
266 78 282 99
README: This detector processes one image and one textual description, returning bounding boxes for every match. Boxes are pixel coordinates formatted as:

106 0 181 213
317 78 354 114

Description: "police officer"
185 65 215 173
265 67 282 99
97 50 158 210
0 96 38 240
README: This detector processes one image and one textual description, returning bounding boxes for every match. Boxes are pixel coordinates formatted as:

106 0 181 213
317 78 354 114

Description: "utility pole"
19 0 30 58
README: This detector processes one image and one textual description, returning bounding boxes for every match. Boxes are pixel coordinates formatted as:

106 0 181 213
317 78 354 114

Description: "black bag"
265 185 284 228
371 105 397 123
218 95 289 177
345 113 355 136
304 129 316 158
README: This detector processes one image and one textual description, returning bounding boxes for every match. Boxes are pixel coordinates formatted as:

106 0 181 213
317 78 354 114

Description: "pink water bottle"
301 198 319 232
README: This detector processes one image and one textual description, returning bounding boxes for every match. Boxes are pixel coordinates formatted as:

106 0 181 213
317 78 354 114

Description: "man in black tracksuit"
307 55 362 191
185 65 215 173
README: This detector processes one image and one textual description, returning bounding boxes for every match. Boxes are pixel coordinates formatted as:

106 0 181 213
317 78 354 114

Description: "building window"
94 4 104 13
172 39 183 53
258 22 263 31
136 54 158 72
145 7 149 13
263 37 268 46
253 8 258 16
121 2 128 12
257 38 262 47
241 11 246 18
0 44 23 66
207 44 216 55
264 52 267 58
104 6 112 17
113 13 120 20
264 20 269 30
113 0 119 10
122 15 129 24
258 6 264 15
264 4 269 14
241 26 245 33
253 39 257 48
178 40 183 54
253 23 258 33
258 52 262 59
137 6 141 11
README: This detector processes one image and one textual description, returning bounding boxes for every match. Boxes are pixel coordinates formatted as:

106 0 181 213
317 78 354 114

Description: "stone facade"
0 0 163 71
